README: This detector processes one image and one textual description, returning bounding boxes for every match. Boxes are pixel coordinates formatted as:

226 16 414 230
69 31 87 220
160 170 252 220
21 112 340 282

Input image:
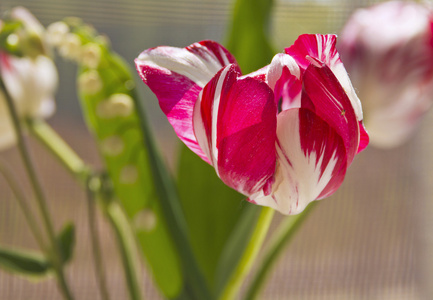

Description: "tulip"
338 1 433 148
0 7 57 150
135 35 368 215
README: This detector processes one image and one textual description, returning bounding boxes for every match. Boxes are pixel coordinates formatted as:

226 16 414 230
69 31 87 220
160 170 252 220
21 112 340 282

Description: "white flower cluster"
46 22 101 69
0 7 58 151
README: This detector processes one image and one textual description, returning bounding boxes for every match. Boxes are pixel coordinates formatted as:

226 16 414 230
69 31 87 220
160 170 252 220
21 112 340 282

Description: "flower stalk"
27 115 142 300
243 202 317 300
219 207 274 300
86 176 111 300
0 76 74 300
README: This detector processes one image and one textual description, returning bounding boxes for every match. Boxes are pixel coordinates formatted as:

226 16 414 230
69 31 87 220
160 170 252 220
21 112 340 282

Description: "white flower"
0 8 58 151
46 22 70 47
80 43 101 68
58 33 82 60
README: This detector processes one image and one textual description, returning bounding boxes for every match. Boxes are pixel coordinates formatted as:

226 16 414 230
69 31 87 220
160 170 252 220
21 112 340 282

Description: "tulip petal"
286 34 364 121
266 53 301 90
302 63 360 164
252 108 347 215
193 64 277 196
135 40 238 162
357 121 369 153
273 67 302 111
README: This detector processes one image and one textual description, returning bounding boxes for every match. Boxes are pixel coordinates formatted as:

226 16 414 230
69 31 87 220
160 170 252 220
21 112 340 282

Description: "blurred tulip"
0 7 57 150
338 0 433 148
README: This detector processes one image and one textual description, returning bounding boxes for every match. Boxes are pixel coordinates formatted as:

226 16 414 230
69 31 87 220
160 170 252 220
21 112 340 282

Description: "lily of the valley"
0 7 57 150
338 1 433 148
135 35 368 215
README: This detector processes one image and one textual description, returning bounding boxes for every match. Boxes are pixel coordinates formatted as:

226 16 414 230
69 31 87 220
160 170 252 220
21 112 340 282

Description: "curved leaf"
0 246 49 277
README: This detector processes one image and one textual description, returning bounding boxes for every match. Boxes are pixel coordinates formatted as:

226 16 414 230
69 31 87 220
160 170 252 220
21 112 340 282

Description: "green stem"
0 77 73 300
86 178 111 300
26 119 91 186
0 161 47 252
27 109 142 300
117 54 210 299
243 202 318 300
219 207 275 300
104 200 142 300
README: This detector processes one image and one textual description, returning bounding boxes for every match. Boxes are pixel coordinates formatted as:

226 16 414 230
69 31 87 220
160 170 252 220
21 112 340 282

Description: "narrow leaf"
214 203 260 293
0 246 49 277
177 144 253 291
57 223 75 264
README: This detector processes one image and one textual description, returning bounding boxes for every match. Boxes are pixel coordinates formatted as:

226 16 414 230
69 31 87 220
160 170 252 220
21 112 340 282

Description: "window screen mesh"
0 0 429 299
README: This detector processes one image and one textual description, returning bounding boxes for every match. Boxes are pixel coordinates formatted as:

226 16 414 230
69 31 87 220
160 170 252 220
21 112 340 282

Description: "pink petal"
252 108 347 215
357 121 369 153
273 67 302 111
301 63 361 165
242 65 269 82
266 53 301 91
193 64 277 196
286 34 364 121
135 40 239 162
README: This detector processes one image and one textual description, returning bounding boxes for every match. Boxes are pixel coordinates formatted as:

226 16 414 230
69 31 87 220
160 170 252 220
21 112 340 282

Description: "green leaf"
177 145 254 291
225 0 276 73
214 203 260 293
76 43 183 297
57 223 75 264
0 246 49 277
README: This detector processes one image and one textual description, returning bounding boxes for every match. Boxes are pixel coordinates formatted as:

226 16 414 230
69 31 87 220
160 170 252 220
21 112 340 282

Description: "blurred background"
0 0 431 299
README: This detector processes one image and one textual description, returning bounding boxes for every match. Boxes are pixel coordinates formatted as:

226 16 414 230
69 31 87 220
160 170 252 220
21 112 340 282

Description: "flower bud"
80 43 101 69
46 21 69 46
119 165 139 184
96 93 134 118
58 33 81 60
133 209 157 232
78 70 103 95
101 135 124 156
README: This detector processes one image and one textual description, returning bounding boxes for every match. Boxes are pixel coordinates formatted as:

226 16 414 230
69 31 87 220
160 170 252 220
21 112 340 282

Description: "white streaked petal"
266 53 301 91
136 41 237 88
252 108 347 215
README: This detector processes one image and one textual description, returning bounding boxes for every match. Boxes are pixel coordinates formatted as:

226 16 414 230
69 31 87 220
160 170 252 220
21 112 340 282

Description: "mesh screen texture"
0 0 429 299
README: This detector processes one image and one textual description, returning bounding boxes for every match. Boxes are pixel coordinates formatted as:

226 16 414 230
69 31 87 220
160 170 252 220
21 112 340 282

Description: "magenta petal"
252 108 347 215
285 34 340 70
274 67 302 110
193 64 277 196
135 40 238 162
286 34 364 121
302 63 360 164
357 121 369 153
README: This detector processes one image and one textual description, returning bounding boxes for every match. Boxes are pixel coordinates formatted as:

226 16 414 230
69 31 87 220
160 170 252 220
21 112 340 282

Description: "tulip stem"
243 202 318 300
219 206 275 300
0 77 74 300
104 199 143 300
86 177 111 300
27 118 139 300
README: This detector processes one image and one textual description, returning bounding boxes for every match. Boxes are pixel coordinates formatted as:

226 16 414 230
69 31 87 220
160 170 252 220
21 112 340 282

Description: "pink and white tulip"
338 1 433 148
135 35 368 215
0 7 57 150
